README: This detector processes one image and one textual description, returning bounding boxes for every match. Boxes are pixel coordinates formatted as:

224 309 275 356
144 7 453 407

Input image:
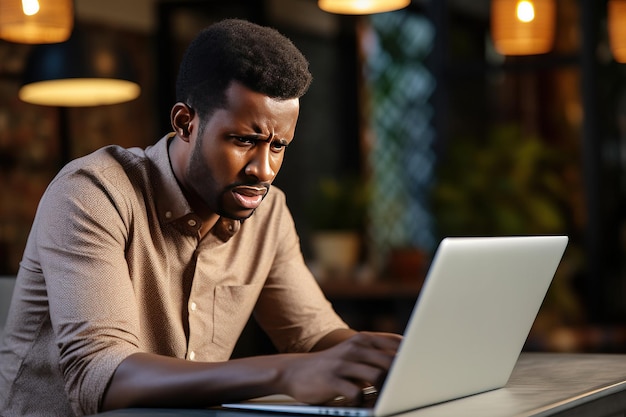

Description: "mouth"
230 185 268 210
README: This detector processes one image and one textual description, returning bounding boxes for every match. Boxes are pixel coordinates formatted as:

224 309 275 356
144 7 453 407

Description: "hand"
278 332 402 405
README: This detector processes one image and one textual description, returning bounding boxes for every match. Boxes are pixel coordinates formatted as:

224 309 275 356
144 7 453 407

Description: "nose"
244 146 277 182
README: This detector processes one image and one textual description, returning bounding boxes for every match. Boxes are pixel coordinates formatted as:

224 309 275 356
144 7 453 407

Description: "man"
0 19 401 416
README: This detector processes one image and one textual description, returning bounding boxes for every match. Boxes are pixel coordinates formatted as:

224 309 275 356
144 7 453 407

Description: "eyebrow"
236 133 291 146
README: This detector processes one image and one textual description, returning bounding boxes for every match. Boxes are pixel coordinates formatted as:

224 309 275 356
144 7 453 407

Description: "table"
92 352 626 417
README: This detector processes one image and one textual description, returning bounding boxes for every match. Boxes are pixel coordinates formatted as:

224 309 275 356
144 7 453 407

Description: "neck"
167 135 220 235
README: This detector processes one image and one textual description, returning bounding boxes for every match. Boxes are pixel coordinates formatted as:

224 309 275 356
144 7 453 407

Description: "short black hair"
175 19 313 120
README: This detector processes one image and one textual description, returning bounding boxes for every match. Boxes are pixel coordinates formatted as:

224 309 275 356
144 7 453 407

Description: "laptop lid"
223 235 568 417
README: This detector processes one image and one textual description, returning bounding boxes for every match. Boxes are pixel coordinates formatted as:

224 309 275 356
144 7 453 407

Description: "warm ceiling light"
19 79 140 107
318 0 410 15
0 0 73 44
491 0 556 56
608 0 626 63
19 30 141 107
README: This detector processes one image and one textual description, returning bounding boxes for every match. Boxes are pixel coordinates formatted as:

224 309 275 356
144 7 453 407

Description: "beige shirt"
0 135 347 417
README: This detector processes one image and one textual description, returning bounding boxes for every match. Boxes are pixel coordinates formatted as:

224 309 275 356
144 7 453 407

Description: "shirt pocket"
212 284 260 349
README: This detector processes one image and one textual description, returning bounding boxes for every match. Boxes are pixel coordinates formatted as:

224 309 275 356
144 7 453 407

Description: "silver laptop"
222 235 569 416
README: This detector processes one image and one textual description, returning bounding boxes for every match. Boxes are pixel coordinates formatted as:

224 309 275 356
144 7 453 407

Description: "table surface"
92 352 626 417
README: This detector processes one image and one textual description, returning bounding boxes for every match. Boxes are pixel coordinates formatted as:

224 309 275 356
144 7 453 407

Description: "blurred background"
0 0 625 353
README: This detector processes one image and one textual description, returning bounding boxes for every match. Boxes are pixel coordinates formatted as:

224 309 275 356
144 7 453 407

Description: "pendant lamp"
608 0 626 63
0 0 73 44
318 0 410 15
18 29 141 107
491 0 556 56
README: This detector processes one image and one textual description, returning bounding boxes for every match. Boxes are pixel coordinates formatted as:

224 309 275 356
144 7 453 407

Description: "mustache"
227 181 271 193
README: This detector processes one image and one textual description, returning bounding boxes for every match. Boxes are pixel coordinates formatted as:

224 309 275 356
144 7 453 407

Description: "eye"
271 141 288 153
235 136 255 146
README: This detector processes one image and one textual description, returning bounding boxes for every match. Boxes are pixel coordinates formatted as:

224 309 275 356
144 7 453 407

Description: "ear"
171 103 195 141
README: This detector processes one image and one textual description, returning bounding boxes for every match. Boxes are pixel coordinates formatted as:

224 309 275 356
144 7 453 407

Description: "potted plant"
306 175 369 280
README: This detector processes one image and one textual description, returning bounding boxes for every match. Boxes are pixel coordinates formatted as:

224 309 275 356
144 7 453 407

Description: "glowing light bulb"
516 0 535 22
353 0 373 12
22 0 40 16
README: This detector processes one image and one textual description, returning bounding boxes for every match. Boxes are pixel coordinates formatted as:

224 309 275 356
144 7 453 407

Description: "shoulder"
265 185 287 204
254 185 289 219
51 145 150 191
239 185 296 241
39 145 155 221
62 145 149 176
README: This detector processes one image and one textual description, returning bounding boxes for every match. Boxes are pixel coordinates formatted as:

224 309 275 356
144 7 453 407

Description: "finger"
360 347 396 370
337 362 388 387
358 332 403 351
310 379 362 406
325 380 366 406
347 332 402 355
339 340 397 371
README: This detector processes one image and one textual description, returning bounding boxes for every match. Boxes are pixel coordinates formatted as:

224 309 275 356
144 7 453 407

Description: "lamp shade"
491 0 556 56
318 0 410 15
609 0 626 63
19 29 141 107
0 0 73 44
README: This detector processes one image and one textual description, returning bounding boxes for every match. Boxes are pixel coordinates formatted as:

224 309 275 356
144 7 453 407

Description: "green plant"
307 175 370 231
432 124 574 237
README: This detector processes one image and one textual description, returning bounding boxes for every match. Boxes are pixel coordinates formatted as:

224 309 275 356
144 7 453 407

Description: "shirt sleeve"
252 192 349 353
34 165 141 415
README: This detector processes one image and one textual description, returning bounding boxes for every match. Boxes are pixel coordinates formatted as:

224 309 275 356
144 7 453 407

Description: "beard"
186 141 270 221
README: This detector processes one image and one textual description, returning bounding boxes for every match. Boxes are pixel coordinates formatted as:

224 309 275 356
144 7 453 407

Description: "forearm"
101 331 401 412
101 352 288 411
102 329 355 410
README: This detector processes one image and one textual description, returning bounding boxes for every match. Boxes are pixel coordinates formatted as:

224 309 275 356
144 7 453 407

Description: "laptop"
222 235 569 416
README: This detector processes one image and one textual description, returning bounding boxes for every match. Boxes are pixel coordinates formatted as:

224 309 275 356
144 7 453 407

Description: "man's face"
185 82 300 221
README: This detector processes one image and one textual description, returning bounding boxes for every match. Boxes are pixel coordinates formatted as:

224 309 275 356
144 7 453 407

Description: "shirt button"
189 351 196 361
165 211 172 219
190 302 197 311
188 219 197 227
